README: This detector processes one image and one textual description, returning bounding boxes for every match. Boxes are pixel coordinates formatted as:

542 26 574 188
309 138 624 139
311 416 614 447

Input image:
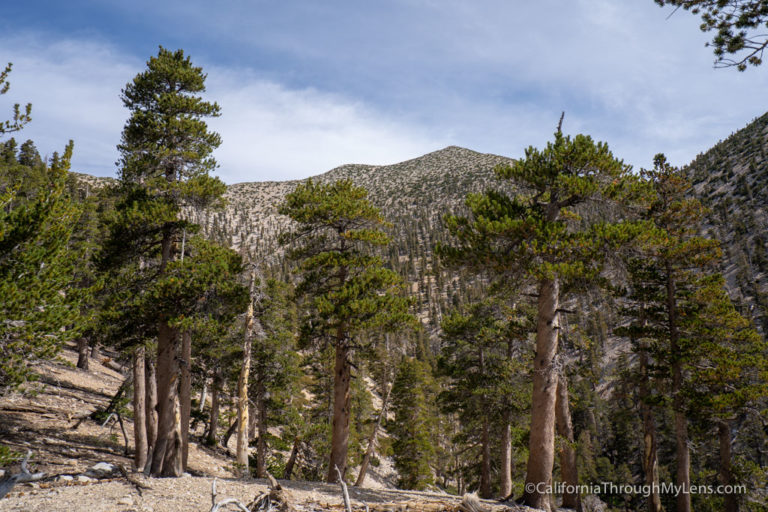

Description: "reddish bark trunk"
326 342 351 483
480 416 492 499
180 331 192 471
666 267 691 512
149 322 182 477
255 382 268 478
206 370 221 446
639 348 662 512
145 356 158 460
522 277 560 512
284 436 301 480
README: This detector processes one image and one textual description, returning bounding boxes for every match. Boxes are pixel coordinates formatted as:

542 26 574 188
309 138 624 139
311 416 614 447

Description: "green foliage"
280 179 415 347
439 126 647 290
614 154 768 508
98 236 248 349
654 0 768 70
389 356 437 490
0 444 22 467
437 298 532 491
0 140 82 392
0 63 32 136
119 47 222 189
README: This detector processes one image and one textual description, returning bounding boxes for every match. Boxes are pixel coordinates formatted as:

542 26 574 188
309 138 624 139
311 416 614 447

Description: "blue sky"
1 1 767 183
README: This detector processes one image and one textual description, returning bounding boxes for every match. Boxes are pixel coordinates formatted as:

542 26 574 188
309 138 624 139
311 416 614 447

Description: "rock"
56 475 74 482
581 494 609 512
117 496 133 505
87 461 116 477
181 472 192 478
76 475 94 483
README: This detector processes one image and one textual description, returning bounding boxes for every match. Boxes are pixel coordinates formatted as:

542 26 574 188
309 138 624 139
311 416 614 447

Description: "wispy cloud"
2 1 768 182
0 34 443 182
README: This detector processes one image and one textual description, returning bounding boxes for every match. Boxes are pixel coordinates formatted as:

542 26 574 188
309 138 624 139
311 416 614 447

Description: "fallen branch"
101 411 130 455
209 477 250 512
334 465 352 512
265 470 281 491
0 451 46 499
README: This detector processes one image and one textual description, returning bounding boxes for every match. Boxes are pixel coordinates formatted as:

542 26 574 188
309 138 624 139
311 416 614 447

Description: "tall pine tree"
279 179 414 483
440 120 643 511
105 47 227 476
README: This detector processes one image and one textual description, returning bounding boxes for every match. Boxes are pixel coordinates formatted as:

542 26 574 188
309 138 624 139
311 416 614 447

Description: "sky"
1 1 767 184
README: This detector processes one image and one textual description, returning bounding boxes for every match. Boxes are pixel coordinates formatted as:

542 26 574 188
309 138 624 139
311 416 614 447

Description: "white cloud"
205 70 444 182
0 34 443 182
0 35 139 175
3 0 768 184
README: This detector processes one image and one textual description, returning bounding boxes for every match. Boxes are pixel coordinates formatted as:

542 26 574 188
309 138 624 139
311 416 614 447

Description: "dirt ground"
0 344 529 511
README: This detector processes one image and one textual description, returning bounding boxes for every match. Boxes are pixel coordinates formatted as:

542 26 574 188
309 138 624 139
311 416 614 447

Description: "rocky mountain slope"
188 146 516 328
685 112 768 332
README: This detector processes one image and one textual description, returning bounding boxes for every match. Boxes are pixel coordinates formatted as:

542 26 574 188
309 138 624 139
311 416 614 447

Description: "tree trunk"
222 419 238 449
480 416 492 499
522 277 560 512
145 356 158 460
180 331 192 471
206 370 221 446
255 382 268 478
666 267 691 512
198 381 207 414
150 322 183 477
555 374 579 510
236 275 256 473
284 436 301 480
719 421 737 512
326 342 351 483
76 338 89 370
500 411 513 499
478 345 492 499
355 383 392 487
248 399 258 440
133 346 148 472
674 409 691 512
500 337 515 499
638 348 662 512
90 343 100 360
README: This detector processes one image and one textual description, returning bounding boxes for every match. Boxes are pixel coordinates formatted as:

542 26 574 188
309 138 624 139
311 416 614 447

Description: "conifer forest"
1 2 768 511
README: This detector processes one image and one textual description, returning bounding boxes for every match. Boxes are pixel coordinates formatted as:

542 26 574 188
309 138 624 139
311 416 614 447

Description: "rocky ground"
0 344 532 511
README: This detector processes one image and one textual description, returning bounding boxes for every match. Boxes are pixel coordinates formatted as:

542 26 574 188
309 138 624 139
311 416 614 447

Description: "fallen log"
0 451 46 499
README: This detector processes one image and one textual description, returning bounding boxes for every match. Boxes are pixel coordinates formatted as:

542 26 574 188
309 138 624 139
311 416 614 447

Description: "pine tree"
0 63 31 136
389 356 437 490
438 298 531 498
102 47 228 476
0 142 81 392
249 276 301 478
279 179 414 483
439 121 643 511
612 154 763 512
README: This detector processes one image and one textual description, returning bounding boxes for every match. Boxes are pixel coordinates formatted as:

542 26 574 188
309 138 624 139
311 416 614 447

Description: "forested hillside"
1 46 767 512
686 112 768 333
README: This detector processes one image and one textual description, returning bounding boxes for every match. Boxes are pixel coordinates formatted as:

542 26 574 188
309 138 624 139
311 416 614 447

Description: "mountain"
188 145 516 327
73 122 768 337
685 112 768 332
